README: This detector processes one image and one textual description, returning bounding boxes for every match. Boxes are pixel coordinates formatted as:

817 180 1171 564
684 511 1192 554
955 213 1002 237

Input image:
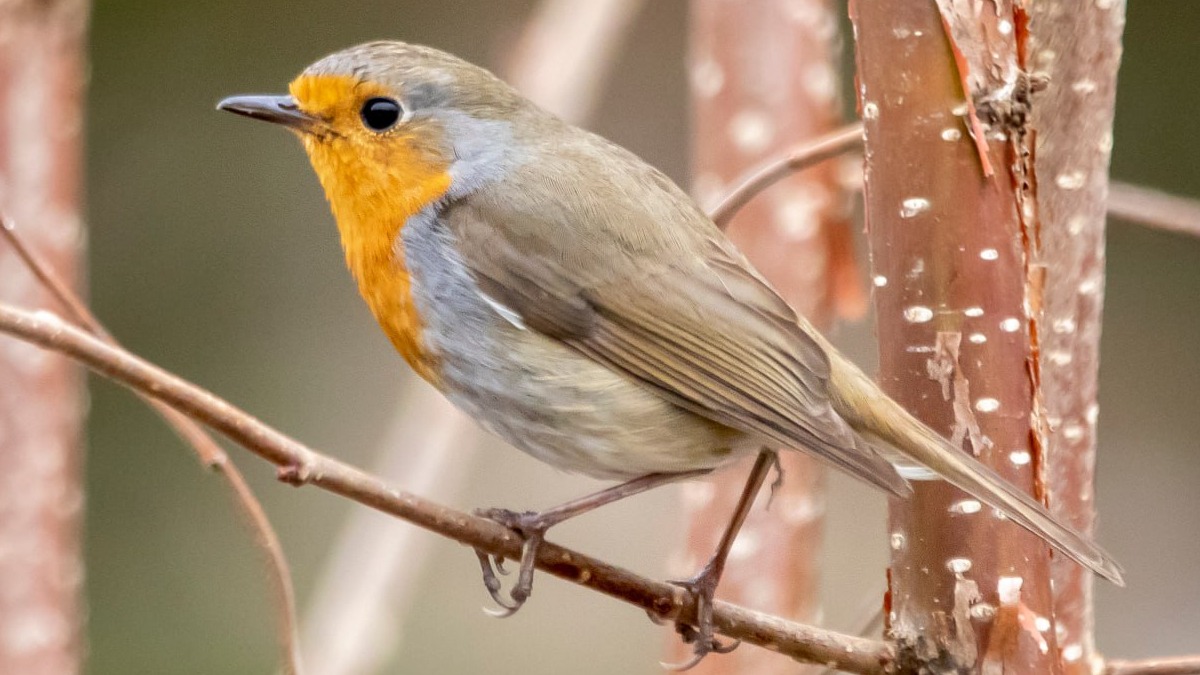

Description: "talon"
473 509 550 618
660 650 707 672
766 451 784 510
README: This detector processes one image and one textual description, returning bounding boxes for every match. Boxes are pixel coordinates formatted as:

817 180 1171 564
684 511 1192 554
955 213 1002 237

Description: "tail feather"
827 350 1125 586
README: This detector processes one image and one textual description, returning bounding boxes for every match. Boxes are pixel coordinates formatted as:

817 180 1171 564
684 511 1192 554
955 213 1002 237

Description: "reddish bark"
1028 3 1126 672
680 1 858 672
0 1 90 674
851 0 1063 671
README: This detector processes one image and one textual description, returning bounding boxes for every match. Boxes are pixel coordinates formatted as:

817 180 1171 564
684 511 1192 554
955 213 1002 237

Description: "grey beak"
217 94 318 132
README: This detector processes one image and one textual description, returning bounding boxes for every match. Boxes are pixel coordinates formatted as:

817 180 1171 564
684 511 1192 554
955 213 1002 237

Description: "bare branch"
708 124 863 231
1106 657 1200 675
1107 181 1200 239
0 302 893 675
0 217 303 675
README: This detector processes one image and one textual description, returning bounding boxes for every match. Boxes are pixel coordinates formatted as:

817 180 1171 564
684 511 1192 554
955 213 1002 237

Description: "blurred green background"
84 1 1199 673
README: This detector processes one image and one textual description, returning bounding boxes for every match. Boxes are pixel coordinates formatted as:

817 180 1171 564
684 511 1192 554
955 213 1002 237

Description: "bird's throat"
303 135 452 385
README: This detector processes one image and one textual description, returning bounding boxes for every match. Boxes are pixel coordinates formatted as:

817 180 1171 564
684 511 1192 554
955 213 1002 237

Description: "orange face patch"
289 74 453 386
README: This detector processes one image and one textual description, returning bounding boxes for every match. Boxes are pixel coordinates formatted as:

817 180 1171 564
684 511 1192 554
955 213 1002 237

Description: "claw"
766 451 784 510
663 562 740 669
473 510 550 617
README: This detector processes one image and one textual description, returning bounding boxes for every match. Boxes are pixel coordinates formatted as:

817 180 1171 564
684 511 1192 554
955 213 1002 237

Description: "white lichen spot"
949 499 983 515
873 275 889 288
1055 170 1087 190
964 306 985 318
974 398 1000 413
890 533 906 550
1000 317 1022 332
1063 644 1084 661
862 101 880 120
1086 403 1100 425
946 557 973 574
1063 424 1085 441
908 257 926 279
904 305 934 323
1068 215 1087 235
1035 616 1052 632
951 102 969 116
1072 78 1098 95
971 602 997 621
900 197 931 218
941 127 963 142
979 248 999 261
1079 276 1102 295
1048 350 1073 366
1010 450 1032 466
997 19 1013 35
690 58 725 98
1095 0 1115 9
730 109 774 154
997 576 1024 604
968 332 987 344
1052 317 1078 334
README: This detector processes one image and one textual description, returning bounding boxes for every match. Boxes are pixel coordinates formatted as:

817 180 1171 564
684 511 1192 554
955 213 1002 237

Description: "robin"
219 41 1122 666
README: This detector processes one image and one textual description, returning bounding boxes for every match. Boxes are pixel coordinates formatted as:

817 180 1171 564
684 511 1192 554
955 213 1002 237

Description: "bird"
219 40 1123 666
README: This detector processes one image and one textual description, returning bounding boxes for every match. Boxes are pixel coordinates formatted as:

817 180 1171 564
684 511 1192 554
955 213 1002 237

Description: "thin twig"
0 302 893 675
709 124 1200 244
708 123 863 230
1107 181 1200 238
1106 657 1200 675
0 217 302 675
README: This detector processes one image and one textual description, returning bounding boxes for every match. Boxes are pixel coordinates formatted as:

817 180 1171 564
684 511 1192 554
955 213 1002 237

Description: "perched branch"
0 303 893 675
1106 657 1200 675
1107 181 1200 239
0 217 303 675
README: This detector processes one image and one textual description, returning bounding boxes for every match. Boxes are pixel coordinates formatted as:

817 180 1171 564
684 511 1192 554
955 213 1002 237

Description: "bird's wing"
442 137 907 496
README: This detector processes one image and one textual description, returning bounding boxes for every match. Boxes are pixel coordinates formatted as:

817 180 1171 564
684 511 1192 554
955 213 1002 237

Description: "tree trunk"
679 1 859 672
849 0 1103 671
1028 3 1126 672
0 2 90 674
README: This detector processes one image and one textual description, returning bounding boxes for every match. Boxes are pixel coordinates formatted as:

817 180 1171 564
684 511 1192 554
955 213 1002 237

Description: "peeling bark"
0 2 90 674
851 0 1061 671
681 0 857 672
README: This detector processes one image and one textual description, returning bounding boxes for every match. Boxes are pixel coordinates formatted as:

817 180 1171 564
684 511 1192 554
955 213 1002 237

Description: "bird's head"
219 41 534 231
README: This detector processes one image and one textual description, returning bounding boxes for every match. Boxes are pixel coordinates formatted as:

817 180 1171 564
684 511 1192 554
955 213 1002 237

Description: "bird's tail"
825 349 1125 586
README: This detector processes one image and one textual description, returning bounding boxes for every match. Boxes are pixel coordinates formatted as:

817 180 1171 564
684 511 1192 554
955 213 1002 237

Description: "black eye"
360 97 403 131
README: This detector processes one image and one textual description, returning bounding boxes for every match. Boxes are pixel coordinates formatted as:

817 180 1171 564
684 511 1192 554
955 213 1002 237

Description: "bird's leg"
664 449 777 671
474 468 710 617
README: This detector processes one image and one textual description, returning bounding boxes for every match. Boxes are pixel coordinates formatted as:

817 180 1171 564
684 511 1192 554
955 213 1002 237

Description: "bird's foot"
662 562 741 670
473 508 551 617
